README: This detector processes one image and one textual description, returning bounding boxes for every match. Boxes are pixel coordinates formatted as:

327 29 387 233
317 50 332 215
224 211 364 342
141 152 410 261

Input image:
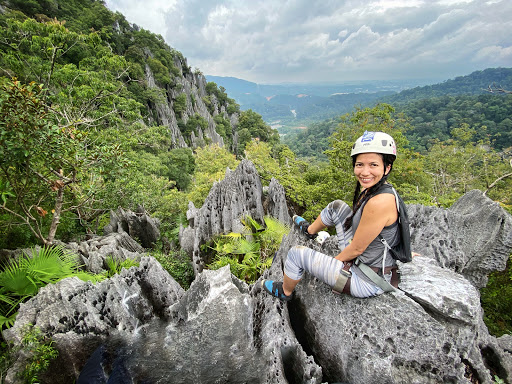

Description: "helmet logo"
382 140 388 146
361 131 375 142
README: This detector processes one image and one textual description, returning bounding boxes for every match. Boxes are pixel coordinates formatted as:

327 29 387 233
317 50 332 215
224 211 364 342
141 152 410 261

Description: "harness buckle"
332 267 352 295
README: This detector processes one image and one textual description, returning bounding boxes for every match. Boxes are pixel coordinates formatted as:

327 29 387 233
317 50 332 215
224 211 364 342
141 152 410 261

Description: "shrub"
207 216 289 283
151 250 194 289
0 324 58 384
480 255 512 336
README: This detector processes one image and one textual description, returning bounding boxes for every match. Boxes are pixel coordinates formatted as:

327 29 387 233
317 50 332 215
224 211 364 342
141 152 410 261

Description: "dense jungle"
0 1 511 381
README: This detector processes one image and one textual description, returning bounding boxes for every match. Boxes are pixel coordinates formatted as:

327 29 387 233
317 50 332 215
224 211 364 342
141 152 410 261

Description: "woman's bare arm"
335 193 397 262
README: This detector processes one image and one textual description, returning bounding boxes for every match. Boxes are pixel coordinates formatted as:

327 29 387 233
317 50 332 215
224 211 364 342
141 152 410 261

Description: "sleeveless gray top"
351 184 399 280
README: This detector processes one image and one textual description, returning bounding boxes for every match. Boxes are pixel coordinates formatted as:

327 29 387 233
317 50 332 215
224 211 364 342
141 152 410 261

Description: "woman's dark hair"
343 153 395 231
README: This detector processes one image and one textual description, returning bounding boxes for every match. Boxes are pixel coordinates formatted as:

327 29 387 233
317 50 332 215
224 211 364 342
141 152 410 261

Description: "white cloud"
104 0 176 37
104 0 512 83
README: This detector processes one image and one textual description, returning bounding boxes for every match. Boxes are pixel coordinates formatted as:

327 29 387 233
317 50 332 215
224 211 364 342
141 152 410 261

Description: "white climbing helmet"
350 131 397 158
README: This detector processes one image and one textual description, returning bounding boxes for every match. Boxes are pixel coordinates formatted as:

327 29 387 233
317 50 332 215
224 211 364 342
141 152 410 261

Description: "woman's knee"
329 199 348 210
322 200 350 226
287 245 307 259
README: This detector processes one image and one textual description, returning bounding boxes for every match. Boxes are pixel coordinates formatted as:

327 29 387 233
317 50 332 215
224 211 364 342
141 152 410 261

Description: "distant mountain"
206 75 434 98
205 76 260 95
207 68 512 140
281 67 512 157
381 67 512 105
205 75 432 128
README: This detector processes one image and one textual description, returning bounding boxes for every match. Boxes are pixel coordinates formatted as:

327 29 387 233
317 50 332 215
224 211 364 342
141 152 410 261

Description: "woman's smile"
353 153 389 189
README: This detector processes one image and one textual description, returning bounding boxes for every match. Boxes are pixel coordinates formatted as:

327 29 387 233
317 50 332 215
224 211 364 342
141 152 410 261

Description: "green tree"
0 17 146 243
245 140 330 219
187 144 239 207
0 79 127 244
425 124 512 206
173 93 188 117
237 109 279 154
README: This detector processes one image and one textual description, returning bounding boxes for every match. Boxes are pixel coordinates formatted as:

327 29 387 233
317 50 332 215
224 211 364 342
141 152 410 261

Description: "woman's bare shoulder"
366 192 395 207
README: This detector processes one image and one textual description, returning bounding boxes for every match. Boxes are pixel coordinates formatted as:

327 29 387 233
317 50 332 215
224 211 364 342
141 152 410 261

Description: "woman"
262 131 400 300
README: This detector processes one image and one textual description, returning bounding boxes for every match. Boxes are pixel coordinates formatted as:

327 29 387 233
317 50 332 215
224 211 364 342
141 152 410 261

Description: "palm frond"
0 259 39 296
0 292 15 306
242 215 263 232
206 215 289 283
234 238 260 255
0 312 17 329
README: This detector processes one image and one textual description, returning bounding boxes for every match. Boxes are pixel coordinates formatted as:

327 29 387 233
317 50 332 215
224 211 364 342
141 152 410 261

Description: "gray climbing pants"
284 200 384 298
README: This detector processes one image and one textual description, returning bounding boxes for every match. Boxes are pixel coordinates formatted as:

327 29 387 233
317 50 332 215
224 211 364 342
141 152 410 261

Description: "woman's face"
353 153 391 189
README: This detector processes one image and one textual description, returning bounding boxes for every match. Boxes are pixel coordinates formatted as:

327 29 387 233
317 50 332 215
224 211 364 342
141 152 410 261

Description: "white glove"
315 231 330 245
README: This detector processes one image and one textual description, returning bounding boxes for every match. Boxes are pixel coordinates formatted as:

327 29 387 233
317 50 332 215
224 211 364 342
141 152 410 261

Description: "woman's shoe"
261 279 293 301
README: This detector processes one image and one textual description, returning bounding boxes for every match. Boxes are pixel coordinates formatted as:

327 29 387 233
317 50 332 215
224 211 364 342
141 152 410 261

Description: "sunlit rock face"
4 160 512 384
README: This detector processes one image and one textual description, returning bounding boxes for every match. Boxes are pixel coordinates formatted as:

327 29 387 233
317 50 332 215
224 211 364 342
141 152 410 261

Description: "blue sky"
105 0 512 84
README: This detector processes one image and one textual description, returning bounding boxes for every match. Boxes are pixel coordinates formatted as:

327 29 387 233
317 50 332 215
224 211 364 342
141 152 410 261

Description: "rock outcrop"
61 207 160 274
4 261 322 383
4 160 512 384
144 53 231 149
4 256 185 383
269 225 512 383
103 206 161 249
407 191 512 288
180 159 273 275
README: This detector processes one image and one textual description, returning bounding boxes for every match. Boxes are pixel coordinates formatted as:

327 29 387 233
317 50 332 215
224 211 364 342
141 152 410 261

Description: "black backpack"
379 186 412 263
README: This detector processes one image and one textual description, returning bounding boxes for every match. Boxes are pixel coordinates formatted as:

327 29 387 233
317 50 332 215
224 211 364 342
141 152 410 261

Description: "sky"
104 0 512 84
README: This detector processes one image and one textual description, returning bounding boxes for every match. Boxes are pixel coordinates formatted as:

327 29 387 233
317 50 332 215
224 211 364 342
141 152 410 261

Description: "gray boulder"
66 231 144 274
4 262 321 384
407 189 512 288
124 266 322 383
103 206 160 249
4 256 184 384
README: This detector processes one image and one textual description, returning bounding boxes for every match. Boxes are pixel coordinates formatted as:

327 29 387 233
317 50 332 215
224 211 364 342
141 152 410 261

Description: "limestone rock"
66 232 144 274
103 206 160 249
5 263 321 384
123 266 322 383
407 190 512 288
398 256 481 325
179 159 267 275
4 256 184 384
259 189 512 384
264 178 293 226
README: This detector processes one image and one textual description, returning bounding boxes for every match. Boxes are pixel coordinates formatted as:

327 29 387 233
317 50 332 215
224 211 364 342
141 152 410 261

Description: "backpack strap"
377 185 399 273
354 259 396 292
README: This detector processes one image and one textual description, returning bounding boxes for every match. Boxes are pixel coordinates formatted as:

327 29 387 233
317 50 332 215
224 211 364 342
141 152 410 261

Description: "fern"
104 255 140 278
207 215 289 283
0 246 100 330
